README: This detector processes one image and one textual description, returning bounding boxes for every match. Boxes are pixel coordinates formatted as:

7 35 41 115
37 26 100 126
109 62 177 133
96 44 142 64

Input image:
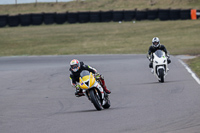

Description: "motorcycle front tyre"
89 89 103 111
158 69 164 83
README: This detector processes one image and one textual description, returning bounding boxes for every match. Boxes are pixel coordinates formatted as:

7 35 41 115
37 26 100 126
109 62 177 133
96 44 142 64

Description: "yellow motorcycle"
79 70 110 111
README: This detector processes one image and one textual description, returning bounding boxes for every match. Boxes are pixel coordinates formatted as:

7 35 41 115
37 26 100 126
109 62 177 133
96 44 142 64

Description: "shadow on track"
67 109 97 113
66 107 128 114
135 79 189 85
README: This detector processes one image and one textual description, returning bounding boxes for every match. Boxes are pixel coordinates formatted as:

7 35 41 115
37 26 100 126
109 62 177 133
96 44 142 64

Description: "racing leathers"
69 62 111 97
147 44 171 68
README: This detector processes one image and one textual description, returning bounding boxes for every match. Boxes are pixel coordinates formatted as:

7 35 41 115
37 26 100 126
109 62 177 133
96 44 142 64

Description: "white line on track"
179 59 200 85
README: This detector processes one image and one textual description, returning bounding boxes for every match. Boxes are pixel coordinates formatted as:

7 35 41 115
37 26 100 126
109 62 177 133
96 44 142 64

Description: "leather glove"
149 57 153 62
147 55 152 62
166 54 170 58
75 84 80 90
94 73 101 79
148 56 151 60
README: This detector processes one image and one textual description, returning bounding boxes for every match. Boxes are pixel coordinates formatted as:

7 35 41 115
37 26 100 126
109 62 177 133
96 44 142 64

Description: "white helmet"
152 37 160 48
70 59 80 72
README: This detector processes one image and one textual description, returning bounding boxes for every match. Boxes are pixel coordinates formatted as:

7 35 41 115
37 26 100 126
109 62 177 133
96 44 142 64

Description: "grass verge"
186 57 200 78
0 20 200 56
0 0 200 15
0 0 199 79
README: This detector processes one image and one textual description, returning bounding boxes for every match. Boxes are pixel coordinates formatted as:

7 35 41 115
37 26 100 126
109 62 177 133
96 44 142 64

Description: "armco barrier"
67 12 78 23
8 15 20 27
136 10 147 20
147 9 158 20
78 12 90 23
0 15 8 27
31 13 43 25
113 10 124 21
180 9 191 20
158 9 170 21
55 13 67 24
170 9 180 20
123 10 136 21
44 13 56 25
90 11 101 22
20 14 32 26
100 11 113 22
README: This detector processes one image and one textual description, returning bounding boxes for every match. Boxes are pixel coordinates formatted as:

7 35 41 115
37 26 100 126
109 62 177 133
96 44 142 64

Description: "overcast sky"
0 0 73 5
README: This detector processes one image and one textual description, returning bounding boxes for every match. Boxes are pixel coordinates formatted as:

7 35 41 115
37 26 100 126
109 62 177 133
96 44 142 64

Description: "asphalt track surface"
0 55 200 133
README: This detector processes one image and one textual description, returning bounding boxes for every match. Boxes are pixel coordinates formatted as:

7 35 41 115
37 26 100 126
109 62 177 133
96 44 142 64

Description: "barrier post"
191 9 197 20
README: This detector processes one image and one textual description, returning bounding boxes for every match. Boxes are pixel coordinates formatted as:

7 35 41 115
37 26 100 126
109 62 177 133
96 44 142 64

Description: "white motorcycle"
79 70 110 111
150 50 169 83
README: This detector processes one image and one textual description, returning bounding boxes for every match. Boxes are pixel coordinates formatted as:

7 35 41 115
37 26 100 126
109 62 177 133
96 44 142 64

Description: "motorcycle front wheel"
89 89 103 111
158 69 164 83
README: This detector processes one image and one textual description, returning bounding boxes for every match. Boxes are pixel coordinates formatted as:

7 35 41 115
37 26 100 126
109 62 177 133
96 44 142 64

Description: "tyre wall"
158 9 170 21
180 9 191 20
90 11 101 22
31 13 43 25
135 10 147 20
78 12 90 23
123 10 136 21
55 12 67 24
0 9 199 27
147 9 158 20
20 14 32 26
113 10 124 21
8 15 20 27
67 12 78 23
100 11 113 22
43 13 56 25
0 15 8 27
170 9 180 20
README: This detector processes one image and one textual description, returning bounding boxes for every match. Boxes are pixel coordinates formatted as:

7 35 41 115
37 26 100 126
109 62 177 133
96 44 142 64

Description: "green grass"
187 57 200 78
0 20 200 56
0 0 199 77
0 0 200 15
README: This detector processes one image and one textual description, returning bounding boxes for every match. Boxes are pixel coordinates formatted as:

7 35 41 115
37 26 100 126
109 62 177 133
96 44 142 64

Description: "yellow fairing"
79 77 88 89
79 72 96 90
82 75 90 82
89 73 95 87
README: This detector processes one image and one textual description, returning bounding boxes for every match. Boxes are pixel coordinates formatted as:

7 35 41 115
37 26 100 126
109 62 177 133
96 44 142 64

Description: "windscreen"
80 70 90 78
154 50 163 58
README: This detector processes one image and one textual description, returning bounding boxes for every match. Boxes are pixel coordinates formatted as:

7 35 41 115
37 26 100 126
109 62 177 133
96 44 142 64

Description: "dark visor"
71 64 78 69
153 42 159 45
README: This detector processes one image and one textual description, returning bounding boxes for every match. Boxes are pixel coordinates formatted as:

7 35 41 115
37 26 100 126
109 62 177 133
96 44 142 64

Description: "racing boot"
167 58 171 64
149 62 153 68
167 68 169 72
151 69 154 74
75 88 84 97
100 79 111 94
